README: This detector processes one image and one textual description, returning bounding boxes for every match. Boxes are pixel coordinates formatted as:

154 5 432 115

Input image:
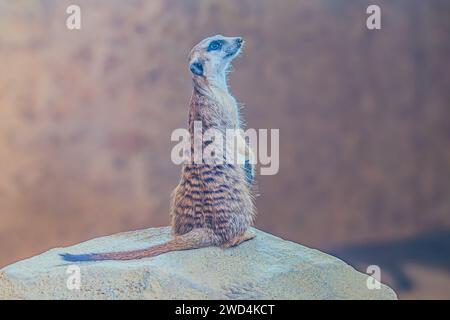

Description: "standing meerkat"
61 35 256 262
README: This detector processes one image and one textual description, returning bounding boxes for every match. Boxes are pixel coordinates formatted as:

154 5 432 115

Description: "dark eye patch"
207 40 224 52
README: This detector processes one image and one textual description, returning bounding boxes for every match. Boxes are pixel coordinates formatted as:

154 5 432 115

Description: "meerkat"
61 35 256 262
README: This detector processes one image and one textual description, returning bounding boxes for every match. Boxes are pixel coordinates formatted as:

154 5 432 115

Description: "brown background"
0 0 449 299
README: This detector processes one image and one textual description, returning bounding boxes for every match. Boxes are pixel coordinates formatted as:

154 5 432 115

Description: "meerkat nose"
235 37 243 46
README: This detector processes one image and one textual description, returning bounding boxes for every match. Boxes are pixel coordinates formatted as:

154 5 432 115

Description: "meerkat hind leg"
222 230 256 248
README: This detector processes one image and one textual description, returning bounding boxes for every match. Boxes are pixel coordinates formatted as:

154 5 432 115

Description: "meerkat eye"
207 40 223 52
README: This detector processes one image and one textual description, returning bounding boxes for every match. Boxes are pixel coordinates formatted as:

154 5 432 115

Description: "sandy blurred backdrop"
0 0 449 299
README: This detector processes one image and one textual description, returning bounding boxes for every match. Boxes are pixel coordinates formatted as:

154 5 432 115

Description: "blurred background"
0 0 449 299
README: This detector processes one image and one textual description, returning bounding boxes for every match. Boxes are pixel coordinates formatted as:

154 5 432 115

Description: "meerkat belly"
171 164 253 242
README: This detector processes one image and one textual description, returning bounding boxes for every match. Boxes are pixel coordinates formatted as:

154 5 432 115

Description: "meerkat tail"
60 229 216 262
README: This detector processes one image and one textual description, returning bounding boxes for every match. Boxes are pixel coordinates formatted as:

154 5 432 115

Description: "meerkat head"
188 35 243 89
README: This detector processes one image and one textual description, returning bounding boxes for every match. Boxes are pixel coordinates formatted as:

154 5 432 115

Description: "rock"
0 227 396 299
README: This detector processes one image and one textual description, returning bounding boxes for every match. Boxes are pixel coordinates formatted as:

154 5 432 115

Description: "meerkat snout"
188 35 244 79
224 37 244 58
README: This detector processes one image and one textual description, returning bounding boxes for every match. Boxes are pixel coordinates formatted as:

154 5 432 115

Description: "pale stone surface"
0 227 397 299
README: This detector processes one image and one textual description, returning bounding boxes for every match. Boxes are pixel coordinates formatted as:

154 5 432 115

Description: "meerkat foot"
242 230 256 241
222 230 256 248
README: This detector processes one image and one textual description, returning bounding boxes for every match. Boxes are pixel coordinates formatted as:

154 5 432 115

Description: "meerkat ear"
189 59 204 76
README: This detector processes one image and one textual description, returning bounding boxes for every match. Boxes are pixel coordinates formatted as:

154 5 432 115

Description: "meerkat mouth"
224 46 242 59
